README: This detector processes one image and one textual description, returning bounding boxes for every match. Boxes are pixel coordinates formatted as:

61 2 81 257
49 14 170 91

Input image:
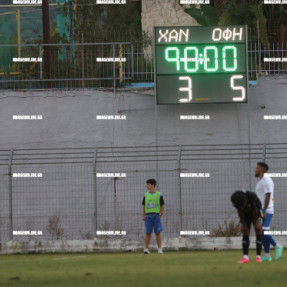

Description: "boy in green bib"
142 179 165 254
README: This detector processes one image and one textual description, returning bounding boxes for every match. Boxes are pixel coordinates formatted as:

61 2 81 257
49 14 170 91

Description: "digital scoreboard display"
154 25 248 104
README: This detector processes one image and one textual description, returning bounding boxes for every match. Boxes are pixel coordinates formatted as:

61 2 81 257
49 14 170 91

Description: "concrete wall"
1 76 287 149
1 236 287 254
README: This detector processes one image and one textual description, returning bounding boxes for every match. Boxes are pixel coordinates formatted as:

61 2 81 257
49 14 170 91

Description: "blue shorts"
145 214 162 234
263 213 273 230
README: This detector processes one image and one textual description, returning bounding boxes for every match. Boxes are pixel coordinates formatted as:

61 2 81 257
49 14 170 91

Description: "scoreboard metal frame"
154 25 248 105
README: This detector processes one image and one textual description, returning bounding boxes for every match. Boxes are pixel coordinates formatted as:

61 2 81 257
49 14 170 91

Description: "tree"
181 0 268 44
182 0 287 43
70 0 143 44
262 4 287 42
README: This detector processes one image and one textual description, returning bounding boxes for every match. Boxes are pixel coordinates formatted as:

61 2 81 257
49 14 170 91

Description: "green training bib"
145 191 161 214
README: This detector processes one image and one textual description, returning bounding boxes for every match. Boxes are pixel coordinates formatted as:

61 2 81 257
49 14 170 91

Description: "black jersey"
231 190 263 227
231 190 262 211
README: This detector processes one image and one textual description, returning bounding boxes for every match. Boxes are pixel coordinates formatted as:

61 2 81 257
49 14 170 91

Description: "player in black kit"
231 190 263 263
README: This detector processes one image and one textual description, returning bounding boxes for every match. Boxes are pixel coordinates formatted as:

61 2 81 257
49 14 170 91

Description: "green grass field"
0 250 286 287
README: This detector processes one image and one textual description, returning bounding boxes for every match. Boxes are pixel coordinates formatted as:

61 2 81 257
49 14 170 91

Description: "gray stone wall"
1 76 287 149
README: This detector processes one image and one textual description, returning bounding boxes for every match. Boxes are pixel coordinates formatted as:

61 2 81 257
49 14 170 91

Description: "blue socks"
262 232 277 253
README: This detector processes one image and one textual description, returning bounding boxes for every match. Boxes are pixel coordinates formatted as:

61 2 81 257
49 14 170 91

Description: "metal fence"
1 143 287 243
0 42 142 89
249 42 287 79
1 41 287 89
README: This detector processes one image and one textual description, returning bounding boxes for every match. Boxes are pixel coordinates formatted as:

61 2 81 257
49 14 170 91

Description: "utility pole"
42 0 51 88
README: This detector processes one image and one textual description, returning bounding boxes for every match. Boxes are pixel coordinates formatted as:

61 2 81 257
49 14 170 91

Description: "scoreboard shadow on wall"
154 25 248 104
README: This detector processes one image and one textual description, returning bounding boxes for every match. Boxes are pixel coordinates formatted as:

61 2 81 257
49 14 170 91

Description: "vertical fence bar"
247 98 252 190
281 42 283 73
145 50 147 81
262 143 266 162
141 46 143 81
136 46 139 81
39 45 43 80
152 55 154 82
277 42 279 74
268 42 271 74
119 44 123 86
263 42 266 73
250 43 253 79
254 42 258 78
123 44 126 84
81 37 85 88
257 21 262 73
177 145 182 232
8 149 14 241
155 105 159 184
93 147 97 238
113 43 116 97
131 44 134 80
272 42 276 74
113 176 118 230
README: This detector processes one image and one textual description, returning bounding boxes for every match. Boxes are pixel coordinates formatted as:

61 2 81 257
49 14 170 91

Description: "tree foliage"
181 0 287 44
69 0 146 45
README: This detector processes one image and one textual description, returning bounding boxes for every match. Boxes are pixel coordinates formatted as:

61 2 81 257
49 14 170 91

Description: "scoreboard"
154 25 248 104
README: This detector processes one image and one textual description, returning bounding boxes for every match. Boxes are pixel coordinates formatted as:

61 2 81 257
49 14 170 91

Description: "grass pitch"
0 250 286 287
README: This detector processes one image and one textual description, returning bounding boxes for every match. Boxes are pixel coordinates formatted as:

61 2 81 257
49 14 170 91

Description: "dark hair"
231 191 246 208
146 178 156 187
257 162 269 172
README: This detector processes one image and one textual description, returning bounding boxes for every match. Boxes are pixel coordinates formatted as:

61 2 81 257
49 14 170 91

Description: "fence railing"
0 42 138 89
249 42 287 79
1 143 287 243
1 42 287 89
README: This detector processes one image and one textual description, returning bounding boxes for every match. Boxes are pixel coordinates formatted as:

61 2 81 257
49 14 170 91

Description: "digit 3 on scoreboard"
154 25 248 104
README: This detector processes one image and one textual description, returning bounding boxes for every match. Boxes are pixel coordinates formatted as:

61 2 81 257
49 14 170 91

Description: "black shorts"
240 208 263 229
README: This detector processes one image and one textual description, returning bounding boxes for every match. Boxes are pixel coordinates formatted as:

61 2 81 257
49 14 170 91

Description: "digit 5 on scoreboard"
154 25 248 104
